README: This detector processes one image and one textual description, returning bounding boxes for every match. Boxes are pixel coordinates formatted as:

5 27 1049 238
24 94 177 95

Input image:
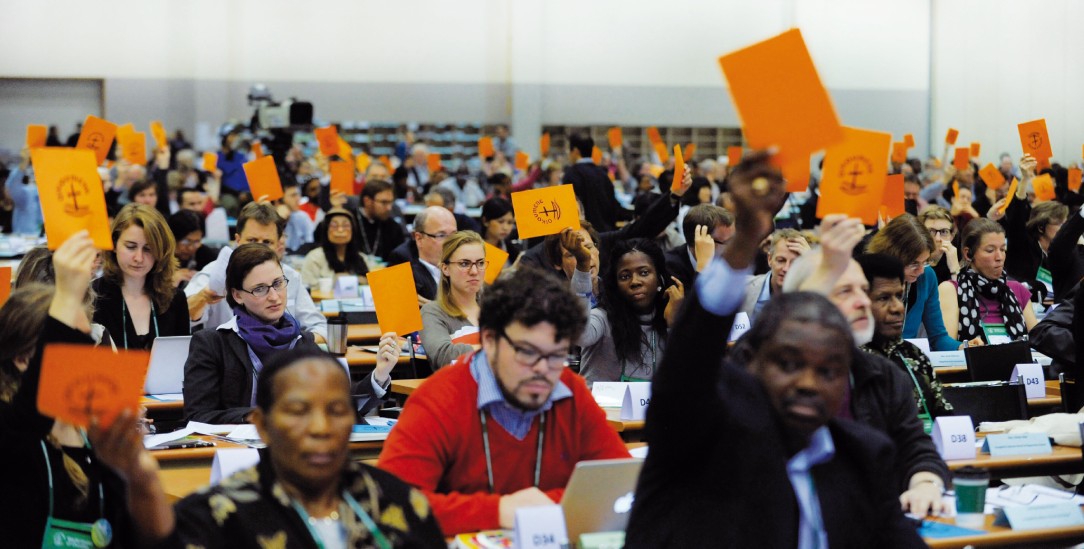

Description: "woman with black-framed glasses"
184 244 391 424
420 231 489 370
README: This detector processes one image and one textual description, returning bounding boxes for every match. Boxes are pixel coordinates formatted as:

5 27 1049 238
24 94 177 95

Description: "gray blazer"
739 272 770 322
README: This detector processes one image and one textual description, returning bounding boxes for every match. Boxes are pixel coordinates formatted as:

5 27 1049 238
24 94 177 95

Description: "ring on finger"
751 177 770 196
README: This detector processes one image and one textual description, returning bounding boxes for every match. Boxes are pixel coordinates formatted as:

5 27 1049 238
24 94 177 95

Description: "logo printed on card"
532 200 562 225
838 156 872 195
1027 132 1044 151
57 175 92 216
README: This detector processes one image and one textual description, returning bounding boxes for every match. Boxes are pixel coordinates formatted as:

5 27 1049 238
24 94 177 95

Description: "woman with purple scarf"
183 244 393 424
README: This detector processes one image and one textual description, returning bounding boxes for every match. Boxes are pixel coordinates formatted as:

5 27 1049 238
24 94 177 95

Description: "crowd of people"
1 116 1083 547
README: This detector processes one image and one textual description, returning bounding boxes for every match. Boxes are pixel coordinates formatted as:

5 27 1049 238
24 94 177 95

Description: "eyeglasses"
928 228 953 238
237 276 289 298
447 259 488 272
328 221 352 231
905 261 924 272
179 238 202 247
418 230 453 241
499 332 568 371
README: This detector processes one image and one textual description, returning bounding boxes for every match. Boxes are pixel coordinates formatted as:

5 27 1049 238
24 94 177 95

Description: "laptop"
561 458 644 541
964 340 1033 382
143 336 192 395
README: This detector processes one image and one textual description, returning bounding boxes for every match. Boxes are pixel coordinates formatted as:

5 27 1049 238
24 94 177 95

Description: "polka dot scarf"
955 269 1027 343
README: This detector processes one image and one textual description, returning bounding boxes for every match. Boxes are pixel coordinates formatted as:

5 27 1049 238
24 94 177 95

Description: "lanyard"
290 490 392 549
620 330 656 382
359 219 382 257
120 298 159 350
897 351 933 420
479 409 545 494
39 438 105 524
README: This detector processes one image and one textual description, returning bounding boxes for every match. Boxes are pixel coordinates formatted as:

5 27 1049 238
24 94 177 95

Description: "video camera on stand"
247 84 314 163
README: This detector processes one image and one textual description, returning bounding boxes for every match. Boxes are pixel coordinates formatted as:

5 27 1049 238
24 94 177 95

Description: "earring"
657 286 663 292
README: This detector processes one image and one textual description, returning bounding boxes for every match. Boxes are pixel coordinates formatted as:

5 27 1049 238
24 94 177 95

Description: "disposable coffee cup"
953 466 989 529
318 277 333 294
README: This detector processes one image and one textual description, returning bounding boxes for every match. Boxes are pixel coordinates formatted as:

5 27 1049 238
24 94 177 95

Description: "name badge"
1010 363 1045 398
931 415 975 460
982 323 1012 345
621 383 652 421
334 275 359 299
210 448 261 485
981 433 1052 456
994 503 1084 530
728 312 751 342
514 504 568 549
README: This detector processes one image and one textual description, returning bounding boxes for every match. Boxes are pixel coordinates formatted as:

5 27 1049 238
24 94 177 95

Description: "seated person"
426 187 481 233
663 203 734 288
479 197 519 268
168 210 218 289
857 253 954 423
379 268 630 535
353 178 407 264
277 180 316 253
301 208 369 289
141 348 445 547
0 231 172 547
545 222 601 306
919 206 961 284
14 246 111 346
185 201 328 341
739 228 811 322
420 231 485 369
566 234 683 383
627 156 924 548
183 244 390 424
388 206 457 304
938 218 1038 344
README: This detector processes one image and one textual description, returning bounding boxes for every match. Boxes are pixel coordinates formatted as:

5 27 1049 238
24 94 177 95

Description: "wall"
2 0 933 157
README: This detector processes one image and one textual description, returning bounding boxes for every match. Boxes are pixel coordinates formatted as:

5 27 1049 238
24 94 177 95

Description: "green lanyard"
620 331 656 383
479 409 545 494
120 299 159 350
290 490 392 549
898 352 934 434
39 437 110 548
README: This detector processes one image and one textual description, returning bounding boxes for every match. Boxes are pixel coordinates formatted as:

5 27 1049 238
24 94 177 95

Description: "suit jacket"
663 247 696 290
563 162 621 233
183 322 380 424
739 272 769 321
388 240 439 301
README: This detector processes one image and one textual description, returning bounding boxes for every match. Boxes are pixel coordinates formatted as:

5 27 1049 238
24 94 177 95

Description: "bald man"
388 206 457 304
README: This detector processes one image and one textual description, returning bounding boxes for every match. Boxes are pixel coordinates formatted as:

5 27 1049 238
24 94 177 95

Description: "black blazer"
663 246 696 289
388 240 439 301
563 163 621 233
183 326 381 424
91 277 190 351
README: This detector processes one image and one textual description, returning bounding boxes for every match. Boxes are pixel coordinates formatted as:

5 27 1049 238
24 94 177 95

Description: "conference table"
923 513 1084 548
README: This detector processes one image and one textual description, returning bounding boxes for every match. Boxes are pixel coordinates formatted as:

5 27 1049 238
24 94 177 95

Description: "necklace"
306 509 341 525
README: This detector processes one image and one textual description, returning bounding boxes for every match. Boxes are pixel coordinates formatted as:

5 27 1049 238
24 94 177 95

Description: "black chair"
943 382 1029 424
1060 373 1084 414
964 340 1034 382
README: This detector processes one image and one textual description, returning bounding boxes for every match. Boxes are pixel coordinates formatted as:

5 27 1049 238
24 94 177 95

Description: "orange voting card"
816 126 892 226
952 181 960 200
608 127 623 150
243 155 283 201
1018 119 1052 161
37 344 150 428
540 133 551 157
945 128 959 145
718 29 843 167
356 154 372 174
891 142 908 164
672 145 686 193
646 127 662 145
368 262 424 335
31 148 113 250
783 156 810 193
1069 168 1083 193
428 153 442 173
903 134 915 149
150 120 167 150
329 161 354 197
314 126 340 157
0 266 10 307
999 178 1019 214
75 115 117 165
1032 174 1056 202
979 163 1006 190
378 155 393 173
591 146 603 165
953 148 970 171
511 184 581 239
478 137 495 158
483 241 509 284
969 142 981 158
202 152 218 172
26 125 47 149
116 123 135 148
727 146 743 167
250 141 264 159
1037 157 1051 171
653 142 670 163
122 131 146 165
683 143 696 160
882 174 906 219
337 137 353 162
514 151 529 171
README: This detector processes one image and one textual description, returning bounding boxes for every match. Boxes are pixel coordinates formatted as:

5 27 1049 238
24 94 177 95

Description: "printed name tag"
514 504 568 549
210 448 261 485
592 382 631 408
929 351 966 368
1010 363 1045 398
931 415 975 460
728 312 751 342
981 433 1052 456
621 383 652 421
334 275 359 299
994 503 1084 530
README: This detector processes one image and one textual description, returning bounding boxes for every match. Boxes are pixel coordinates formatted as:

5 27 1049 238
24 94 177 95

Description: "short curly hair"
479 266 586 342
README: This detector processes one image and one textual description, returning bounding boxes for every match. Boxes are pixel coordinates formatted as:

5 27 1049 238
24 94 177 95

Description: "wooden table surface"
924 511 1084 548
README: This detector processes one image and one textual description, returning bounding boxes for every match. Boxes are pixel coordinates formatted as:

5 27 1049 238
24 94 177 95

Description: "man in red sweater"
379 267 631 535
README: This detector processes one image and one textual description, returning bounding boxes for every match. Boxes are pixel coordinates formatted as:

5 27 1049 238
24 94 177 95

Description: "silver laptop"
561 458 644 541
143 336 192 395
